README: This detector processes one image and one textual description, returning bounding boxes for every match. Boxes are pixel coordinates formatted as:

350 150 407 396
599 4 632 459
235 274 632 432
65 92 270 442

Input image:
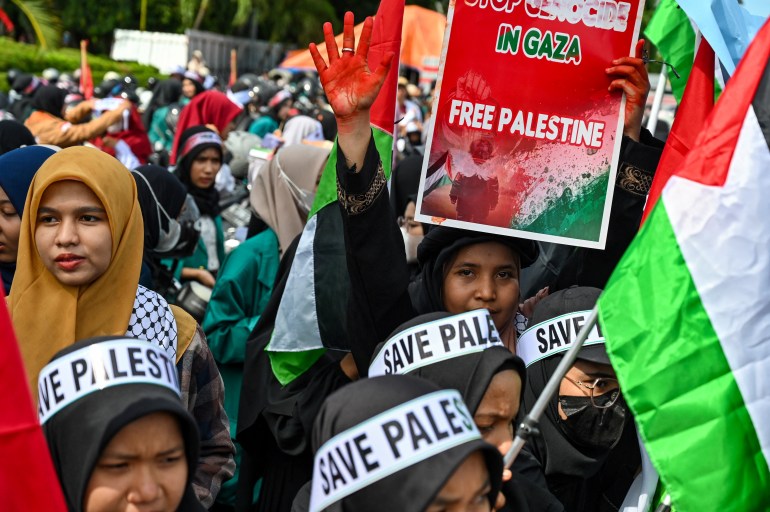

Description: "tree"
6 0 60 49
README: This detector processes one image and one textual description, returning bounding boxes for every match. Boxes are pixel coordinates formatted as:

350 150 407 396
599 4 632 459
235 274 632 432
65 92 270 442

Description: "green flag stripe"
645 0 695 104
269 127 395 386
598 201 770 511
309 126 394 218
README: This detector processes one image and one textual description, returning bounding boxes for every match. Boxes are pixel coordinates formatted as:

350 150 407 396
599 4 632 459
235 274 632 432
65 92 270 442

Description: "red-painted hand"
607 39 650 142
309 12 394 126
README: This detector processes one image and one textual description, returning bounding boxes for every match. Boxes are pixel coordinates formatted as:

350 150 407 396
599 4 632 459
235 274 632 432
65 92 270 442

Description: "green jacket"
201 229 279 506
149 97 190 151
165 215 226 283
202 228 280 423
248 115 278 138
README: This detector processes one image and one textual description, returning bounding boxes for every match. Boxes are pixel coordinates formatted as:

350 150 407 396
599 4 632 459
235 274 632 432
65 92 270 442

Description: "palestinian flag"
0 292 67 510
598 18 770 512
267 0 404 385
641 37 715 224
645 0 721 104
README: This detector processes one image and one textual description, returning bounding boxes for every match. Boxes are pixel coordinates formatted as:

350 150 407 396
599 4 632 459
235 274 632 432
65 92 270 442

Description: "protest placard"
415 0 644 249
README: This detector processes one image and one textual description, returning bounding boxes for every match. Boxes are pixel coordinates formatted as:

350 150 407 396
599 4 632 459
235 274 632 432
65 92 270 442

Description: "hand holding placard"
607 39 650 142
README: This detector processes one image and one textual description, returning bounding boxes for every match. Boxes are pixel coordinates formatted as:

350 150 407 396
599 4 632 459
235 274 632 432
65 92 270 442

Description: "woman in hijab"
182 72 205 100
171 126 226 289
202 143 330 508
0 119 36 155
94 102 153 167
280 115 325 147
170 91 243 165
235 16 535 511
132 164 194 291
518 287 639 512
248 90 293 138
9 146 235 508
144 78 183 130
148 79 185 152
24 85 131 148
292 375 504 512
389 154 426 276
0 146 56 294
40 336 205 511
368 310 564 512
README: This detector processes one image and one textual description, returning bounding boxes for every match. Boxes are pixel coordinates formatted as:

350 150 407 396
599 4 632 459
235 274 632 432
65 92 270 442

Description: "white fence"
111 29 189 74
111 29 291 78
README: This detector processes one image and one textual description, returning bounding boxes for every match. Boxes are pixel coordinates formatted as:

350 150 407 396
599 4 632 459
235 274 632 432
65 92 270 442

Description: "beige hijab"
249 144 330 252
9 146 144 391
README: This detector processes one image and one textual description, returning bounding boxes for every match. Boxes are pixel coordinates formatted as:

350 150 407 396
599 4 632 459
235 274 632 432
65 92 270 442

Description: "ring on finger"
341 47 355 54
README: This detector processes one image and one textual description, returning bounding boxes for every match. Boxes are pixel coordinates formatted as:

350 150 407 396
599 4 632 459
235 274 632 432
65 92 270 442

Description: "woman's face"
0 187 21 263
181 79 198 99
442 242 520 334
426 451 492 512
189 147 221 189
84 412 188 512
402 201 424 236
277 100 293 121
557 359 617 420
474 370 522 455
35 181 112 287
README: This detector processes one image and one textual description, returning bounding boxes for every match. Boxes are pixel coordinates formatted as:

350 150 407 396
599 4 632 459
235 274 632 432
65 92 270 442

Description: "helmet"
42 68 60 83
165 104 182 133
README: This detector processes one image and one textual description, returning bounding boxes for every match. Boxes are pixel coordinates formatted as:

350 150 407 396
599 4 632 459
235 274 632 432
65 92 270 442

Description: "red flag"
0 292 67 510
80 40 94 100
367 0 404 137
0 7 14 33
229 49 238 88
641 38 715 224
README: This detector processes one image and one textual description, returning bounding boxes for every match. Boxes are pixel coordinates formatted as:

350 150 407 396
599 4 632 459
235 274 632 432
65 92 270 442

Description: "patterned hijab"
9 146 145 392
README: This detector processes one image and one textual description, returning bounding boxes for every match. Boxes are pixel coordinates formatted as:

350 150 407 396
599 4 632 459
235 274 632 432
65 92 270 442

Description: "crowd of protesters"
0 9 669 512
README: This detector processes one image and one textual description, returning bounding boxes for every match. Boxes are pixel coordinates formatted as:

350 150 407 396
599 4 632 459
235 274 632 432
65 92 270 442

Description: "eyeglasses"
563 376 620 409
642 48 681 79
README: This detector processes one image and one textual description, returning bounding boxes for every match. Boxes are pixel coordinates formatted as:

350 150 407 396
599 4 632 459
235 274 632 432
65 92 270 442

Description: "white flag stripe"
663 105 770 468
271 215 323 352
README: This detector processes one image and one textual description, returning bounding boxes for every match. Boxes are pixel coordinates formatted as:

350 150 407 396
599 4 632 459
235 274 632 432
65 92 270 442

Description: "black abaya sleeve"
235 236 352 512
336 135 417 375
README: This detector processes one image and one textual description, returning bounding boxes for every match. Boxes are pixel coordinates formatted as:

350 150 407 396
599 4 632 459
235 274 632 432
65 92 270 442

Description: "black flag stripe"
751 55 770 153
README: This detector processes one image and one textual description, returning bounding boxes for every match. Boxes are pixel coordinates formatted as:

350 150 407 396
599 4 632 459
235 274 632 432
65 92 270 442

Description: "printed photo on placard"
416 0 645 249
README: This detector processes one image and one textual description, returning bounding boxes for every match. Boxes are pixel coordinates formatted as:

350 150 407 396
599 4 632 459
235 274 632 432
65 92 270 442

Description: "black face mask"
557 392 627 451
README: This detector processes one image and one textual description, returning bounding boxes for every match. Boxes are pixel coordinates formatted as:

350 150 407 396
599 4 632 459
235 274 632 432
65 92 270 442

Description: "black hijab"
0 120 36 155
389 155 423 218
40 336 205 512
410 226 539 314
174 126 222 216
133 164 188 251
308 375 503 512
374 311 526 412
521 288 639 512
31 85 67 118
143 78 183 129
370 313 564 512
316 109 337 141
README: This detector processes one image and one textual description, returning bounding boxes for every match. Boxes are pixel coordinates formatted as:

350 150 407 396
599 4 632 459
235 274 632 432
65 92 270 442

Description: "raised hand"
607 39 650 142
309 12 394 130
309 11 394 169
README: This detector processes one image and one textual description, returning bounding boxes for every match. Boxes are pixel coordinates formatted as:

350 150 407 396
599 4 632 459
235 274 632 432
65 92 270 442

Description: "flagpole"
646 66 668 135
504 306 599 467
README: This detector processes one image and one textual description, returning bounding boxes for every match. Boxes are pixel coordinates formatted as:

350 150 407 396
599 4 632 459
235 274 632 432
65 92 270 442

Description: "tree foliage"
4 0 660 56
